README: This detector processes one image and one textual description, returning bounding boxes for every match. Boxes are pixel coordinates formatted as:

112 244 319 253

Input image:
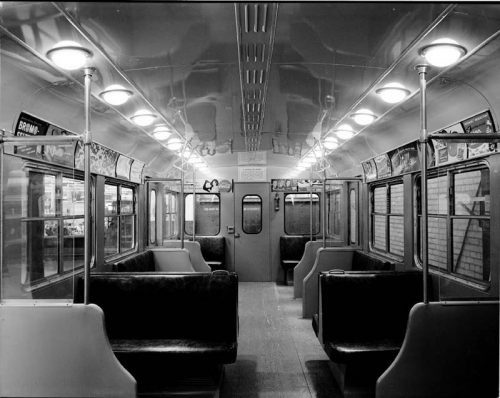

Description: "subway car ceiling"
2 3 500 179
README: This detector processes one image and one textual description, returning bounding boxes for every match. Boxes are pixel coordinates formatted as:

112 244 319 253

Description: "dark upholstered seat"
112 250 155 272
317 270 424 394
280 236 313 285
195 237 226 270
75 272 238 370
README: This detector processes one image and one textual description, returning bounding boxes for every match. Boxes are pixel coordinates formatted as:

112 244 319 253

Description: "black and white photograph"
0 3 498 398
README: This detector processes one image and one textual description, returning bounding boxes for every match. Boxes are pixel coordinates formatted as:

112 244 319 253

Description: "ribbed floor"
220 282 341 397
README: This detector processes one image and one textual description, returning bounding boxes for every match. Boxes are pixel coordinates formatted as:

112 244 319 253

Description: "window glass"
452 219 489 281
454 169 490 216
242 195 262 234
185 194 220 236
349 189 357 244
284 193 320 235
389 217 404 256
62 177 84 216
163 192 178 240
63 218 84 272
373 215 386 250
120 215 135 251
104 184 118 215
373 186 387 213
327 190 341 237
104 217 119 256
28 173 56 217
390 184 404 214
428 176 448 215
120 187 134 214
149 190 156 244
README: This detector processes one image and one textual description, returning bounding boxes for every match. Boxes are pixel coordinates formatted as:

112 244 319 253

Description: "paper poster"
115 154 132 180
433 123 467 165
389 141 420 175
361 159 377 181
74 142 119 177
130 160 145 183
14 112 49 160
374 154 391 178
461 110 496 158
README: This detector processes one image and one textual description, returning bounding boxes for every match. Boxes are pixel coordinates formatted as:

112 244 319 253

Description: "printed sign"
374 154 391 178
433 123 467 166
74 141 119 177
238 166 267 181
218 179 232 192
115 154 132 180
389 141 420 175
14 112 50 159
361 159 377 181
461 110 496 158
130 160 145 183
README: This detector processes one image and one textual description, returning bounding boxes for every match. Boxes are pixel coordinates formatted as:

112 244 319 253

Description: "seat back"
154 243 211 271
151 248 196 272
195 236 226 269
76 272 238 342
113 250 155 272
376 301 499 398
280 236 312 262
320 271 423 343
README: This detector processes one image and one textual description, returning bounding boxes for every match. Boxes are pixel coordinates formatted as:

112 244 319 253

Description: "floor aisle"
220 283 342 398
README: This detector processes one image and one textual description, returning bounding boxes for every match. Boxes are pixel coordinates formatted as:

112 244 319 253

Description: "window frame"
163 190 178 240
284 192 321 236
242 194 263 234
103 180 138 261
413 161 491 290
369 178 405 259
183 193 221 236
20 163 91 290
149 189 157 245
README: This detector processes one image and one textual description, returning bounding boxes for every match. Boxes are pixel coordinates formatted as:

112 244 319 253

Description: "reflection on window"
185 194 220 236
327 190 342 237
370 182 404 257
164 192 178 240
349 189 357 244
284 193 320 235
242 195 262 234
104 182 136 258
149 190 156 244
21 171 86 285
416 167 490 284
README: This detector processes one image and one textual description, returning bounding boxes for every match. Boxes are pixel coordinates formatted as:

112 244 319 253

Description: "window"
104 182 136 258
163 191 178 240
349 188 357 244
149 190 156 244
284 193 320 235
327 190 342 237
416 166 490 284
242 195 262 234
370 182 404 257
185 193 220 236
22 171 85 285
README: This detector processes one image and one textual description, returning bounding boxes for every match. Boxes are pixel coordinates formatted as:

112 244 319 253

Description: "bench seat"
195 237 226 271
111 339 237 363
280 236 313 285
324 340 401 364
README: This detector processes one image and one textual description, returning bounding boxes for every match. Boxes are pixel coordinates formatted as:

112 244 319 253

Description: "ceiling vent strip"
235 3 278 151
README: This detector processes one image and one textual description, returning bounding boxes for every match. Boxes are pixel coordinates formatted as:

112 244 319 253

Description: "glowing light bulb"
333 124 355 140
419 38 467 67
166 137 183 151
323 136 339 150
46 40 92 70
131 109 156 126
351 109 376 126
99 84 133 105
375 82 410 104
152 125 172 141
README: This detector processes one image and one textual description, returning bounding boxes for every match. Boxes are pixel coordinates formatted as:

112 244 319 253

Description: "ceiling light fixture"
323 136 339 150
131 109 156 126
419 38 467 68
99 84 133 105
46 40 92 70
375 82 410 104
188 155 203 164
166 137 183 151
152 125 172 141
350 109 377 126
332 124 355 140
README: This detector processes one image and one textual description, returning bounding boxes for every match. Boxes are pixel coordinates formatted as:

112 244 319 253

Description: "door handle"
234 233 240 238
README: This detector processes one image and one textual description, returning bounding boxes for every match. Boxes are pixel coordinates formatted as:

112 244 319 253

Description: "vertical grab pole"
416 64 429 304
83 67 94 305
309 165 313 242
192 166 196 242
322 174 326 248
180 156 185 249
0 130 4 301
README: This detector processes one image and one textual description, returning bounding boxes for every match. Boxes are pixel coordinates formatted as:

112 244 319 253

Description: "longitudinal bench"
76 271 238 387
317 270 423 396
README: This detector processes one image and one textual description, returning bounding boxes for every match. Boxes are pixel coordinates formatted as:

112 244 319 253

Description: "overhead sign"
238 166 267 181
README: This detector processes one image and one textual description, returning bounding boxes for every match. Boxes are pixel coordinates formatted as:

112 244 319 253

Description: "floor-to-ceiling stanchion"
322 173 326 248
416 64 430 304
180 155 185 249
309 165 313 242
192 166 196 242
83 67 94 305
0 130 4 302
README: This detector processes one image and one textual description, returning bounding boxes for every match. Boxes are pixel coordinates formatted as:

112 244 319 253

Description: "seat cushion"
111 339 237 364
324 340 401 364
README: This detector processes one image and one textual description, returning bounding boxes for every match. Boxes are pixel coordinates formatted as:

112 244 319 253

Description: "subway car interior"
0 2 499 397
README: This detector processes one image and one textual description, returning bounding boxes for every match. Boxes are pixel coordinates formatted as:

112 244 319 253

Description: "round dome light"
188 155 203 164
419 38 467 68
351 109 377 126
99 84 133 106
131 109 156 126
332 124 355 140
301 156 316 165
375 82 410 104
166 137 183 151
46 41 92 70
152 125 172 141
181 148 193 158
323 136 339 150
